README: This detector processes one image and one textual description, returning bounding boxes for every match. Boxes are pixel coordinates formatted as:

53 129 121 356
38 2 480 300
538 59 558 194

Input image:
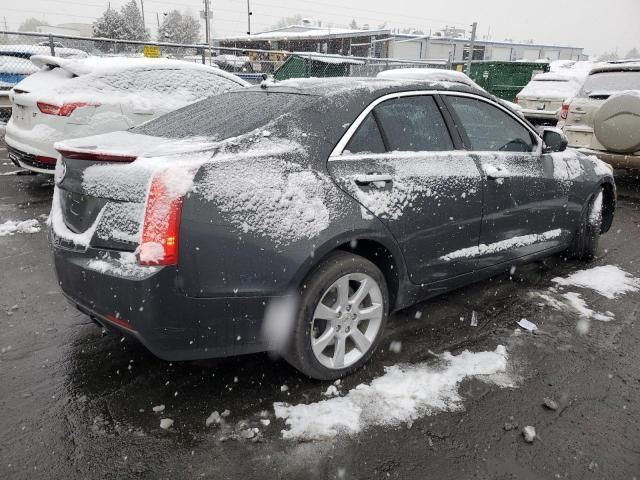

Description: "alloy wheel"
310 272 384 370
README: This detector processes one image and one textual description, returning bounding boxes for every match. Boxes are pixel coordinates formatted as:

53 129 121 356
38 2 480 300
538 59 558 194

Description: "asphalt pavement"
1 132 639 479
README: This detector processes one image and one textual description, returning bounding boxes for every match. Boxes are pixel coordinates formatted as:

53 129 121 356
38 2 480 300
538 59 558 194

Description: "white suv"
560 63 640 169
5 55 248 173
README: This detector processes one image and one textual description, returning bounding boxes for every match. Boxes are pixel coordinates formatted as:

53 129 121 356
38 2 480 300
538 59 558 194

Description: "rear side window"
446 96 534 152
374 96 453 152
345 113 386 154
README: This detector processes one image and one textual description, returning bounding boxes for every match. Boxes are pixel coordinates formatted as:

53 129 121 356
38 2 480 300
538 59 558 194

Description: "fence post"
48 34 56 56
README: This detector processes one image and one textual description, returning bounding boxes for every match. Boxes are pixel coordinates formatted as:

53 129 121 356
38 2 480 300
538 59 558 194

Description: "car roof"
29 55 250 86
588 63 640 74
252 76 490 99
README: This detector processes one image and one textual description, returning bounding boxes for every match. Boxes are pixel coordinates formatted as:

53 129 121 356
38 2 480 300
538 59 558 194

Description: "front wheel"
284 251 389 380
568 189 603 260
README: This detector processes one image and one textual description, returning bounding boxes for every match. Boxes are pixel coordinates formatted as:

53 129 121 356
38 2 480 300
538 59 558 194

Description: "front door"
328 94 484 284
442 94 571 268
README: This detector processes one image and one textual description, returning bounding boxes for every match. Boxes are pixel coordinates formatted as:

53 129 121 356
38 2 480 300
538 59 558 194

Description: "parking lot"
1 125 639 479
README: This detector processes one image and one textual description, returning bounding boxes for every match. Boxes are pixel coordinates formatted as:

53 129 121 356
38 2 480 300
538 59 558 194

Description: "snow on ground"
441 229 564 261
0 219 41 236
274 346 512 441
552 265 640 299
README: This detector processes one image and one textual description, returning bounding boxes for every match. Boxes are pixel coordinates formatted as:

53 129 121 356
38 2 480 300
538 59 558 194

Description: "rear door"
328 93 484 285
442 93 570 267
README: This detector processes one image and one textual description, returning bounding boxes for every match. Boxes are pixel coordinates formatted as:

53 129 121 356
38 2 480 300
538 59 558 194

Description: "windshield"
581 70 640 95
133 90 318 139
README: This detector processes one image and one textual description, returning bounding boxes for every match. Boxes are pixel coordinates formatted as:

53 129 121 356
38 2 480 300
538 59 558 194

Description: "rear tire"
284 251 389 380
569 189 603 261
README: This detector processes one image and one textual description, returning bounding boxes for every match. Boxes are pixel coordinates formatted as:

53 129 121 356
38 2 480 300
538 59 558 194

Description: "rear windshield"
133 91 318 139
581 70 640 95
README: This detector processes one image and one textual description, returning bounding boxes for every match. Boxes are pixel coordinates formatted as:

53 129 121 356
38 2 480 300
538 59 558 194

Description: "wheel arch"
291 231 407 312
600 180 616 233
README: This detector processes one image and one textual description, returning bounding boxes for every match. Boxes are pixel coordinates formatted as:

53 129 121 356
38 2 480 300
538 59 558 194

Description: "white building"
389 34 586 62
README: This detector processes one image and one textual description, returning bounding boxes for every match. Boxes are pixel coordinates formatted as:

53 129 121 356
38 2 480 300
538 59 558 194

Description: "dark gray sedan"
50 78 616 380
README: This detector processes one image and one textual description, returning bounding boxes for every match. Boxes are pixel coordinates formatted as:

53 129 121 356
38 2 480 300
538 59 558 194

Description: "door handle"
483 164 510 181
354 174 393 188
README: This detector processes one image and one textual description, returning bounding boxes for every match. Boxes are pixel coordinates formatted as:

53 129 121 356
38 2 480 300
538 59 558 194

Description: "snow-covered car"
377 68 524 116
516 73 583 125
560 63 640 169
5 56 249 173
50 77 615 380
0 45 87 120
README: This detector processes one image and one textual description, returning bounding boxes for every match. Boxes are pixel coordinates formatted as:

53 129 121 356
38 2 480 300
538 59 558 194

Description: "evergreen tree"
93 6 125 52
18 18 48 32
349 19 358 30
598 51 620 61
120 0 148 42
625 48 640 60
93 7 124 39
158 10 200 44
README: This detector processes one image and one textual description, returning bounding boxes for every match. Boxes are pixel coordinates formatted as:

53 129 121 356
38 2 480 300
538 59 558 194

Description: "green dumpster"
452 61 550 102
274 53 364 80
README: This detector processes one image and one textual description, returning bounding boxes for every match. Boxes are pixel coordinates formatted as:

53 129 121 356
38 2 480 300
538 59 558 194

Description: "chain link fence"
0 30 448 121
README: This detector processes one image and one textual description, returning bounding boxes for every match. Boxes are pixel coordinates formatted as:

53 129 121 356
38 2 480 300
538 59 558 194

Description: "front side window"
374 96 453 152
446 96 534 152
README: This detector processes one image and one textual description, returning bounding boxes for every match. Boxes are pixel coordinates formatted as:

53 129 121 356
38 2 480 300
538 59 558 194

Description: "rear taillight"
139 170 184 266
514 97 519 104
37 101 98 116
560 103 569 120
56 149 137 163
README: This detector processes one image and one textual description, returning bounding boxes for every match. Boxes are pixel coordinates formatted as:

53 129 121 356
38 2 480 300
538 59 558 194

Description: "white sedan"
5 56 248 173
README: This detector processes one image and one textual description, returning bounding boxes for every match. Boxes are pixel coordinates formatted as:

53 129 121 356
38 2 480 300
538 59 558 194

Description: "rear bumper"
52 238 276 361
6 145 56 173
577 148 640 170
520 108 559 120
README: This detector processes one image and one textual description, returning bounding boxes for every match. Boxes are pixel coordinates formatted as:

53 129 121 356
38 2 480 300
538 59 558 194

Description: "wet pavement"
1 133 640 479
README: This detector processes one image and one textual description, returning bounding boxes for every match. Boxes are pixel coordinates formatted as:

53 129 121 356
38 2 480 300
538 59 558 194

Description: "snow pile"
0 219 40 236
335 152 480 221
274 346 511 440
86 251 159 279
441 229 564 261
589 191 603 227
24 56 245 115
552 265 640 299
198 139 336 245
584 155 613 177
552 150 584 184
560 292 614 322
49 187 104 249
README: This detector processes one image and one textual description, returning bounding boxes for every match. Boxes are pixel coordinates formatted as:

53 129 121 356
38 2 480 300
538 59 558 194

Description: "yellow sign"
143 45 161 58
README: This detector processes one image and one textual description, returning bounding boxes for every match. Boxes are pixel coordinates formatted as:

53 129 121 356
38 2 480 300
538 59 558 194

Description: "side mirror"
542 127 568 153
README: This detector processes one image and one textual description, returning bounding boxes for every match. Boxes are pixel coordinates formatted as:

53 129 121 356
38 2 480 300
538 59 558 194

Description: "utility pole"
466 21 477 76
139 0 146 29
203 0 211 45
246 0 252 35
156 12 160 31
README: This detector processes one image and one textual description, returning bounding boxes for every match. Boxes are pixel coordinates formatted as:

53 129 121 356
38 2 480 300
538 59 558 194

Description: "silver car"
561 63 640 169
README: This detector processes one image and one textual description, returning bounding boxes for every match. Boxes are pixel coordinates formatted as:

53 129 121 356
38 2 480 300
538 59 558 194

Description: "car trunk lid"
53 131 215 252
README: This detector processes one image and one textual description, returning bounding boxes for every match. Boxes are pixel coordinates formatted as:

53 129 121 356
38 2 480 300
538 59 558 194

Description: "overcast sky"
3 0 639 56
